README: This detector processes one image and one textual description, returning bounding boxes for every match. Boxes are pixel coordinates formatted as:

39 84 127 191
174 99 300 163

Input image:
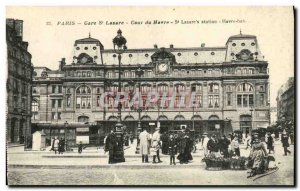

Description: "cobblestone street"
7 141 294 186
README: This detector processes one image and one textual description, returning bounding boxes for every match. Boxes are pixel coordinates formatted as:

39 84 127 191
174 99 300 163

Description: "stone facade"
276 77 294 124
32 31 270 146
6 19 33 144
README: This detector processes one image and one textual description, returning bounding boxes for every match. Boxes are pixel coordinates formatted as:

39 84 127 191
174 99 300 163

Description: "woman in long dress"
248 133 268 176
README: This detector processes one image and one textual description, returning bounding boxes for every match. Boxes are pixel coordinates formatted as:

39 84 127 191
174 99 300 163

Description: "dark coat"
218 138 230 151
58 139 65 152
168 139 177 155
105 133 117 155
207 139 219 152
267 136 273 149
282 136 289 147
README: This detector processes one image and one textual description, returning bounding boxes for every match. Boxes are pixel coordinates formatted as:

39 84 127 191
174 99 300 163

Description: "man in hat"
202 132 210 156
218 135 230 158
139 127 151 163
105 130 118 164
151 127 162 163
207 134 219 153
281 131 291 156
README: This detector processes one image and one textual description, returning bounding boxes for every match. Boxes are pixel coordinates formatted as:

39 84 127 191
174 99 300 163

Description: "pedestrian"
139 127 151 163
202 132 210 156
78 141 83 154
50 137 54 151
151 127 162 163
105 130 118 164
248 133 268 177
231 136 240 157
230 133 235 141
207 134 219 154
266 132 274 154
290 131 294 145
177 130 193 164
281 132 291 156
168 134 177 165
218 135 230 158
58 138 65 154
130 134 134 145
161 132 169 155
52 136 59 154
245 135 251 150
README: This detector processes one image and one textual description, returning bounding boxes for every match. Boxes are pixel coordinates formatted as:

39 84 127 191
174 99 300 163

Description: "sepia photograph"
5 6 295 186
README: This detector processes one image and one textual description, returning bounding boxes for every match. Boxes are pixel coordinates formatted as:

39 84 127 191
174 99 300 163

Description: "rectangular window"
52 85 56 93
82 72 86 77
208 95 213 108
237 95 242 107
87 97 91 109
57 112 61 120
227 93 232 106
97 96 100 107
249 95 254 107
51 112 56 120
67 96 71 107
243 95 248 107
214 95 219 107
76 97 81 109
81 97 87 108
58 86 62 93
22 98 26 109
191 85 196 92
260 94 264 106
57 99 62 108
52 100 56 108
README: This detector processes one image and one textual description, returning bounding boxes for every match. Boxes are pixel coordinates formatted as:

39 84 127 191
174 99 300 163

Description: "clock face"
158 63 168 73
80 56 88 64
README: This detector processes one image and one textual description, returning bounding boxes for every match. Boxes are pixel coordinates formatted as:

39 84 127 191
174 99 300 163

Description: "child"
78 141 83 154
168 134 177 165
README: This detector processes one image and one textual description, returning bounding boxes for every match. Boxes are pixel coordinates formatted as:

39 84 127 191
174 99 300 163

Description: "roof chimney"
170 44 174 49
154 44 158 49
201 43 205 48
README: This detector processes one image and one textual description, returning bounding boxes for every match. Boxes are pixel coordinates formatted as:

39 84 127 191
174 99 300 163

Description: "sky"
6 6 294 107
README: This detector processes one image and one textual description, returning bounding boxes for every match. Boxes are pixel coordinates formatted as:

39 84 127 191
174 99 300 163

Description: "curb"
8 164 205 169
41 154 203 158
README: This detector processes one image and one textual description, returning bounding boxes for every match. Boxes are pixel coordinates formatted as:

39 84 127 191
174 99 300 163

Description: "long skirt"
251 150 265 169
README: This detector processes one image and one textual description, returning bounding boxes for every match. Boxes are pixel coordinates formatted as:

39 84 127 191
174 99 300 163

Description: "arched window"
174 115 185 121
76 85 92 109
237 83 254 107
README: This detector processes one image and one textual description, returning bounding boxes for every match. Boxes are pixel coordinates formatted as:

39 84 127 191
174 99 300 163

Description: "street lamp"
64 121 68 151
250 107 254 137
112 29 127 131
112 29 127 162
135 65 144 154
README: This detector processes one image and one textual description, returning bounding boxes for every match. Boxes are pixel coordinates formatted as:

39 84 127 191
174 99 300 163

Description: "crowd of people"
50 136 65 154
139 127 194 165
49 127 293 169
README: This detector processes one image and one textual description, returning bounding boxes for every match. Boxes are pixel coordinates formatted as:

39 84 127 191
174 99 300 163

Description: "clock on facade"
236 49 253 61
158 62 168 73
80 56 88 64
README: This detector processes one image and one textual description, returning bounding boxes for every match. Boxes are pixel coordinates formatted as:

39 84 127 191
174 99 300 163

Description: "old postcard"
6 6 294 186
